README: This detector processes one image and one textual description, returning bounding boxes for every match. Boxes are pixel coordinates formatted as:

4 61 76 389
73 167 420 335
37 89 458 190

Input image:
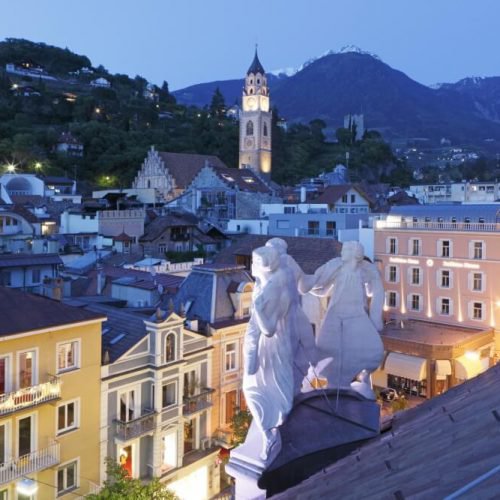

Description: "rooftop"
276 363 500 499
0 287 104 337
0 253 62 268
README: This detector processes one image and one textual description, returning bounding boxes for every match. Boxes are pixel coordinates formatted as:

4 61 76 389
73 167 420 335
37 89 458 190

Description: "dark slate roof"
0 287 104 336
314 184 372 206
276 363 500 500
389 203 500 222
43 176 74 185
247 49 265 75
213 234 342 274
83 303 147 364
211 166 272 194
140 213 198 242
158 152 227 190
171 264 252 324
0 253 62 268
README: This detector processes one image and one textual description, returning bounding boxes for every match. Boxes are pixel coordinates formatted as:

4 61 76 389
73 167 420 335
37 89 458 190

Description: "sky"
0 0 499 90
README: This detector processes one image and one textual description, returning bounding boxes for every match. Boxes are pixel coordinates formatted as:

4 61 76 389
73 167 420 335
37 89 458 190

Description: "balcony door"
0 357 10 395
18 351 36 389
18 415 34 457
119 389 137 422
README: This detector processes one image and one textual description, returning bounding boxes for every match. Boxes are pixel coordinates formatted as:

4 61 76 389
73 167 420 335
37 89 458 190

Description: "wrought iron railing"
0 376 61 416
183 388 215 416
114 408 156 441
0 441 60 484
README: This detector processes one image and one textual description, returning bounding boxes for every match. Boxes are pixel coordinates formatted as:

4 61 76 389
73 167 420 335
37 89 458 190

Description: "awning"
455 354 484 380
384 353 427 381
435 360 452 380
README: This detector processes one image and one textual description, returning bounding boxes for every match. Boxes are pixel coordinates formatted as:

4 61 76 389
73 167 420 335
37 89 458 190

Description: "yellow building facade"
0 287 104 499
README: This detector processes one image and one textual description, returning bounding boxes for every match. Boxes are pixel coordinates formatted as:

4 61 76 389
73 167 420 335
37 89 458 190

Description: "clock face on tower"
245 137 254 148
247 97 257 111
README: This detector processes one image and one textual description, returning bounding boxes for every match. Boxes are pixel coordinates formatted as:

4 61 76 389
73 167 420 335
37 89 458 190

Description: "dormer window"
165 333 176 363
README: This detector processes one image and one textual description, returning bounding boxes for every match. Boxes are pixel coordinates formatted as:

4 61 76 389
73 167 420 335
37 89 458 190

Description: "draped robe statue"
301 241 384 399
243 246 294 463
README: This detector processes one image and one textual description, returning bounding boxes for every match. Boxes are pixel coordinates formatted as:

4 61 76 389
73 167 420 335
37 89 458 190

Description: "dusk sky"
1 0 498 90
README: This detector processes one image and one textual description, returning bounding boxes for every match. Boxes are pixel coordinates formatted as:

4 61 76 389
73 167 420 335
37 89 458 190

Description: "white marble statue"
243 246 294 463
265 238 317 395
301 241 384 399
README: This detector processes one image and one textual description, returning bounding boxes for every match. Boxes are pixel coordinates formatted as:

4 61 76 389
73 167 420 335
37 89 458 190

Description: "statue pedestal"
226 389 380 499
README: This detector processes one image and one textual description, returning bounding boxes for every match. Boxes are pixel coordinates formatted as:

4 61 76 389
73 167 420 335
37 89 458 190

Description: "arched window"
263 123 268 137
246 121 254 136
257 78 260 84
165 333 176 363
249 88 254 95
147 179 151 188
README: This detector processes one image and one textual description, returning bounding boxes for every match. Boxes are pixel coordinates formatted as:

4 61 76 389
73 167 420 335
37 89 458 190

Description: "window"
326 221 336 236
440 298 450 315
31 269 41 284
246 120 254 136
410 239 420 256
162 381 176 408
0 271 11 286
308 221 319 236
57 460 78 495
387 291 397 308
388 266 397 283
165 333 176 363
388 238 397 255
341 194 348 203
225 390 237 424
284 206 296 214
410 294 421 311
411 268 420 285
18 415 33 457
57 400 78 434
225 342 237 372
0 357 10 394
472 302 483 320
351 194 356 203
440 240 451 257
263 123 268 136
57 341 79 373
472 241 484 259
472 273 483 292
18 351 35 388
0 423 7 466
119 390 136 422
441 270 450 288
158 243 167 254
161 433 177 470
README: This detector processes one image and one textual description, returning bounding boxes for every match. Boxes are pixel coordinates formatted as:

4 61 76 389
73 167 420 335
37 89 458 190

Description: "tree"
87 457 178 500
209 87 226 119
230 408 252 446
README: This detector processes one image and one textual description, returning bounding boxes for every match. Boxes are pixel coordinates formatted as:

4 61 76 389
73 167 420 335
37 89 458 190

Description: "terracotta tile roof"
158 152 227 190
213 234 342 274
0 287 104 336
113 232 133 242
0 253 62 268
276 363 500 499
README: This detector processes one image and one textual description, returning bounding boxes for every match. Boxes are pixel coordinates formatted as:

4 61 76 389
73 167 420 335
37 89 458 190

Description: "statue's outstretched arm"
301 258 342 296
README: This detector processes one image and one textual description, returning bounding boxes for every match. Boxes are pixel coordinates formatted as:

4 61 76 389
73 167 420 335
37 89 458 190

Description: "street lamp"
6 163 16 173
16 478 38 496
35 162 42 170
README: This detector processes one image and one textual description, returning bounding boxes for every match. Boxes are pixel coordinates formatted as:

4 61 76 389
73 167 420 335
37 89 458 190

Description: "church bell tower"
239 48 272 180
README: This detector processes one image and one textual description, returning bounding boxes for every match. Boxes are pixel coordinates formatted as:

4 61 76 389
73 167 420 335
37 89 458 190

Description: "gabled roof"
140 212 198 242
211 166 272 194
314 184 372 205
213 234 342 274
158 152 227 190
0 287 104 337
247 48 265 75
276 363 500 499
0 253 62 268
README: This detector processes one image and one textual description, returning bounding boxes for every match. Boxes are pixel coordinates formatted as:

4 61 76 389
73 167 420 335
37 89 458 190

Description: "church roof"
158 152 227 190
247 48 265 75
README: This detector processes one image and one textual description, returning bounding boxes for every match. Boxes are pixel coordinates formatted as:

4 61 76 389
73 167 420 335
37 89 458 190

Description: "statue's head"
252 246 280 281
341 241 365 263
265 237 288 256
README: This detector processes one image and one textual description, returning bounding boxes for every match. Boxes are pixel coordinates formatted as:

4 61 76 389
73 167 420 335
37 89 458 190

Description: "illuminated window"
57 341 79 373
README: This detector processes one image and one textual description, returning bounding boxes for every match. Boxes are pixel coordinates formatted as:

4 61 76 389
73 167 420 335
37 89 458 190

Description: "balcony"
0 441 60 485
114 408 156 442
0 377 61 416
183 388 215 416
375 220 500 233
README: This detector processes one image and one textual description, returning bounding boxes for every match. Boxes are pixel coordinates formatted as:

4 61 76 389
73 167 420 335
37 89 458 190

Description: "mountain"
173 51 500 144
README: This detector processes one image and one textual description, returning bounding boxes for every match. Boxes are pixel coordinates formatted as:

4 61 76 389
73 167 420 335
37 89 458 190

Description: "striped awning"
384 353 427 381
